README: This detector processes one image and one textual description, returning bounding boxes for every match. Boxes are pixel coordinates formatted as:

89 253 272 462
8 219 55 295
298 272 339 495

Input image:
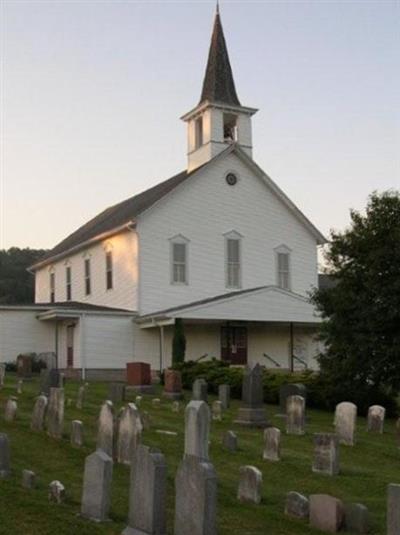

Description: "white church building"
0 8 326 380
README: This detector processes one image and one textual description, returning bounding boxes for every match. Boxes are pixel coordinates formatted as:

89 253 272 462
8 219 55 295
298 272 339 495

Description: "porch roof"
137 286 321 327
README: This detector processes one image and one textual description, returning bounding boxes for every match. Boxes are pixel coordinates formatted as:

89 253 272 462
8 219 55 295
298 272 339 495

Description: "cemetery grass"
0 376 399 535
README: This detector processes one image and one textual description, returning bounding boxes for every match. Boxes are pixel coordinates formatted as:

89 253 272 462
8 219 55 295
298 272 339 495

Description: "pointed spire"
200 6 241 107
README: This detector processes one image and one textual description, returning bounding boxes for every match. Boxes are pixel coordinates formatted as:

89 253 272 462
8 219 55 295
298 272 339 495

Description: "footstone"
96 401 115 457
22 469 36 489
0 364 5 387
0 433 11 478
312 433 339 476
108 382 125 404
71 420 84 447
163 369 183 400
212 400 222 421
31 395 48 431
237 466 262 504
279 383 307 414
174 455 217 535
184 401 210 460
367 405 385 433
172 401 181 413
285 491 309 519
152 398 161 408
122 444 167 535
76 385 86 409
310 494 344 533
263 427 281 462
135 395 142 406
49 480 65 503
47 387 64 439
235 364 268 428
4 398 17 422
17 380 23 394
388 484 400 535
81 450 113 522
334 402 357 445
192 378 208 402
218 384 230 410
222 430 237 452
344 503 369 534
286 395 305 435
117 403 142 465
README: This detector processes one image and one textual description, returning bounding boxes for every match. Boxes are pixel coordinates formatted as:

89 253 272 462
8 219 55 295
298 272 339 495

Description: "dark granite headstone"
279 383 307 414
40 369 62 396
235 365 268 427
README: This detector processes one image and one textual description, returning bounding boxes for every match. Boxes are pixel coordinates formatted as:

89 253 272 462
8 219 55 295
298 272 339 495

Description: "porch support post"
80 313 86 381
289 322 294 373
159 324 165 374
55 320 59 370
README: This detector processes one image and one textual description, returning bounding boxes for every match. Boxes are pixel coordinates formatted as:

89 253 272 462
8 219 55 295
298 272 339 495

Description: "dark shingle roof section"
200 8 241 107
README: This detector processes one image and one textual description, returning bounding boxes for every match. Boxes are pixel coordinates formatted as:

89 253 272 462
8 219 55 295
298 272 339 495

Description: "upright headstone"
263 427 281 462
16 380 23 394
17 354 32 378
0 433 10 479
184 401 210 460
38 352 56 370
122 445 167 535
237 466 262 504
108 382 125 404
163 369 183 400
367 405 385 433
310 494 344 533
388 484 400 535
0 363 6 387
126 362 154 394
4 398 17 422
47 387 64 439
344 503 369 534
172 401 181 413
135 395 142 406
312 433 340 476
222 430 237 452
335 402 357 445
286 395 306 435
212 400 222 421
192 378 208 403
31 395 48 432
40 369 61 396
96 401 115 457
49 480 65 503
117 403 142 465
218 384 230 410
285 492 310 519
279 383 307 414
235 364 268 427
22 469 36 489
81 450 113 522
71 420 84 447
76 385 86 409
141 410 151 430
174 455 217 535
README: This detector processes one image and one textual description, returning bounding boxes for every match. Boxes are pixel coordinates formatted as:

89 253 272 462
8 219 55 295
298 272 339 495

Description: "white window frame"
105 250 113 290
170 234 189 285
49 269 55 303
275 245 292 291
224 230 242 289
84 257 91 296
65 265 72 301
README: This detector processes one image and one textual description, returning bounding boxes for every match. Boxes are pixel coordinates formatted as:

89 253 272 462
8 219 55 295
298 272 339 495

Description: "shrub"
172 318 186 366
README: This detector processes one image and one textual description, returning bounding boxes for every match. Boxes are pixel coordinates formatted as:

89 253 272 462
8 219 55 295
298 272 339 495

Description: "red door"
66 325 74 368
221 326 247 365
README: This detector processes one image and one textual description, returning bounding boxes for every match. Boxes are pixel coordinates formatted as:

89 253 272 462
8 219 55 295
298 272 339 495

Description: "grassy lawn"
0 374 398 535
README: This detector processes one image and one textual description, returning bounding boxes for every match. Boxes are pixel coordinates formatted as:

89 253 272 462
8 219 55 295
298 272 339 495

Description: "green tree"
0 248 47 304
172 318 186 366
312 191 400 400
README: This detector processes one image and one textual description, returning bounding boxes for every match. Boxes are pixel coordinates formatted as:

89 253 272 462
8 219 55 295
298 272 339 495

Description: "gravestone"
388 484 400 535
212 400 222 421
312 433 339 476
47 387 64 439
286 395 306 435
218 384 230 410
38 352 56 370
192 378 208 403
49 480 65 503
31 395 48 432
285 491 309 519
172 401 181 413
108 383 125 404
263 427 281 462
117 403 142 465
335 402 357 445
135 395 142 406
96 401 115 457
152 398 161 408
141 410 151 430
237 466 262 504
76 385 86 409
40 369 61 396
22 469 37 489
344 503 369 534
174 455 217 535
184 401 210 460
163 369 183 400
126 362 154 394
0 363 6 387
310 494 344 533
17 354 32 378
0 433 11 479
396 418 400 448
17 380 23 394
81 450 113 522
279 383 307 414
235 364 268 427
4 397 17 422
222 430 237 452
367 405 385 433
71 420 84 447
122 445 167 535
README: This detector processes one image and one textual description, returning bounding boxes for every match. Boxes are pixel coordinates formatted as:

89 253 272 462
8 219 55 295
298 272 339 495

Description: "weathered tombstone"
172 401 181 413
0 363 6 387
38 352 56 370
222 430 237 452
174 455 217 535
367 405 385 433
76 385 86 409
263 427 281 462
117 403 142 465
344 503 369 534
16 380 23 394
192 378 208 403
163 369 183 400
31 395 48 432
237 466 262 504
96 400 115 457
286 395 305 435
47 387 64 439
235 364 268 427
17 354 32 378
0 433 11 478
81 450 113 522
312 433 340 476
152 398 161 408
40 369 61 396
285 491 310 519
141 410 151 430
135 395 142 406
108 382 125 404
126 362 154 394
58 372 65 387
22 469 37 489
49 480 65 503
4 397 17 422
184 401 210 460
218 384 230 410
334 402 357 445
310 494 344 533
122 444 167 535
396 418 400 448
279 383 307 414
71 420 84 448
388 484 400 535
212 400 222 421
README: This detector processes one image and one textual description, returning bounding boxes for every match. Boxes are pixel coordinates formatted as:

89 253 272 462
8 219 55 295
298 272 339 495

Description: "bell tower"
181 5 258 172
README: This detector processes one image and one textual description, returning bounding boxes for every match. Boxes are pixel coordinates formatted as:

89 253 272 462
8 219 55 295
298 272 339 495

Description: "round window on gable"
226 173 238 186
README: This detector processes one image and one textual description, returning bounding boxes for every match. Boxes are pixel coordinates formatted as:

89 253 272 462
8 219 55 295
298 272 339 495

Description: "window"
223 113 238 142
106 251 113 290
194 117 203 149
49 271 55 303
171 236 188 284
84 258 91 295
277 251 290 290
66 266 72 301
226 236 241 288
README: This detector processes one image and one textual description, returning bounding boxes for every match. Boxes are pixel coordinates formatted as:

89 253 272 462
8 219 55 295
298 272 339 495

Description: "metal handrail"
263 353 282 368
292 354 308 369
195 353 209 363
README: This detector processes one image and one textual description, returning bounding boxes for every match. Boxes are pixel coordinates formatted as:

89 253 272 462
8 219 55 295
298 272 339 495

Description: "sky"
1 0 399 250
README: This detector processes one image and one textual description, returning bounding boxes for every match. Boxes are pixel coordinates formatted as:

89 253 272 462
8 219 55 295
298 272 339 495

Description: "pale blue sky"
1 0 399 249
